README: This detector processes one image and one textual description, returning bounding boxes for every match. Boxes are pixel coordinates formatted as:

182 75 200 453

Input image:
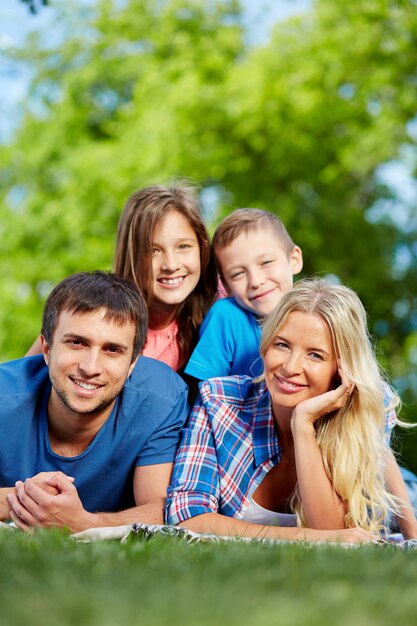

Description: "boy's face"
216 228 302 318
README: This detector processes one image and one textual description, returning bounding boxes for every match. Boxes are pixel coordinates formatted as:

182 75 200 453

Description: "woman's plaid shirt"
166 376 397 526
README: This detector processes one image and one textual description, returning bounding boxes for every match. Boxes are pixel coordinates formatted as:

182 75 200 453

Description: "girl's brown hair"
114 184 218 365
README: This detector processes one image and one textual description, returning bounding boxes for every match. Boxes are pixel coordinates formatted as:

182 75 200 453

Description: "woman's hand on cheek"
291 368 354 432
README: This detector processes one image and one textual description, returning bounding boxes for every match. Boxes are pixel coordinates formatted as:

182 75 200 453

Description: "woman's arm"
291 420 346 529
166 388 222 526
290 381 352 529
385 449 417 540
179 512 377 544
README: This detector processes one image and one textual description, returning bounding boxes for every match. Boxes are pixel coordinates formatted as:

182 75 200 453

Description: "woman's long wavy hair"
114 184 218 366
260 278 401 533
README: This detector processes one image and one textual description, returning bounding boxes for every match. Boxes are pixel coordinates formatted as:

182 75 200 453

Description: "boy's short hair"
41 271 148 361
212 208 295 258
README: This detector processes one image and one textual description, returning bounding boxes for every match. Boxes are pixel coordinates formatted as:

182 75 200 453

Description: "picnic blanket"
2 520 417 548
72 522 417 549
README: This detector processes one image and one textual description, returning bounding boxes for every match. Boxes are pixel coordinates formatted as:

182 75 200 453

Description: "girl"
166 278 417 543
114 184 217 371
27 184 218 372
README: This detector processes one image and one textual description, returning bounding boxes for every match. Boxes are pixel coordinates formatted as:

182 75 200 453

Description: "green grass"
1 530 417 626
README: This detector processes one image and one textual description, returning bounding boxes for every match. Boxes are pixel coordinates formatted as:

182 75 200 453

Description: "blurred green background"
1 0 416 467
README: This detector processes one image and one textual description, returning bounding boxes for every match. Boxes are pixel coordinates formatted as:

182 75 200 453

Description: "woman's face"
263 310 338 412
151 210 201 310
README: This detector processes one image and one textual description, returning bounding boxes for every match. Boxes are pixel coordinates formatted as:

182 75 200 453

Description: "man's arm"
90 463 173 528
0 487 15 520
7 464 173 533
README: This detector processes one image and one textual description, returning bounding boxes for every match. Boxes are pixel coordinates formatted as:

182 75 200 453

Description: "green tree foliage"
1 0 417 458
0 0 245 354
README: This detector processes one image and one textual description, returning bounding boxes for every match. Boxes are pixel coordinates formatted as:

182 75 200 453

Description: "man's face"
42 308 137 421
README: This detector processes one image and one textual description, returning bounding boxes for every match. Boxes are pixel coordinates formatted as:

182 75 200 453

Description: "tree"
0 0 244 353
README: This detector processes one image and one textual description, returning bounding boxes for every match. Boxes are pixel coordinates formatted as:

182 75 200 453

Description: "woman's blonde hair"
114 184 218 365
260 278 401 532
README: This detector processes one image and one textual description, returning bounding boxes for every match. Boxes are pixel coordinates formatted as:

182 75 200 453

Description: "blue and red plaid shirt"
166 376 397 525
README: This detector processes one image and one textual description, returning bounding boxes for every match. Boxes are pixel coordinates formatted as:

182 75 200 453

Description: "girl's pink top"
217 277 228 299
142 319 181 371
143 279 225 372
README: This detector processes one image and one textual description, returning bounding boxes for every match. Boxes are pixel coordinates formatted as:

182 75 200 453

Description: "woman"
166 278 417 543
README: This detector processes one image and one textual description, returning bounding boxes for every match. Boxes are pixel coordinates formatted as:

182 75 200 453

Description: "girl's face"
151 210 201 311
264 310 338 413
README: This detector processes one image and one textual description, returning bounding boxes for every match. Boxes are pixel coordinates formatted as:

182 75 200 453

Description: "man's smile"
70 377 104 391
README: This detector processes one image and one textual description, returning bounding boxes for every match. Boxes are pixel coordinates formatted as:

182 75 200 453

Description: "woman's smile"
273 373 309 393
263 310 338 412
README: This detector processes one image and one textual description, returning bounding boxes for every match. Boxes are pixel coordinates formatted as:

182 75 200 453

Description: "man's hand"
6 463 174 533
1 471 73 522
24 471 75 496
6 473 93 533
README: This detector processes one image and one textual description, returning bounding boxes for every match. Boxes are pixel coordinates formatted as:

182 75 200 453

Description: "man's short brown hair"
41 271 147 361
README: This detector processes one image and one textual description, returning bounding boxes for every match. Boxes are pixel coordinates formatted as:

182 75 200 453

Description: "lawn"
1 529 416 626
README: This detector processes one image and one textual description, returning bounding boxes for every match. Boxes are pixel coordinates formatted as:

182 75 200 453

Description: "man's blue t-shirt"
184 298 262 381
0 355 188 513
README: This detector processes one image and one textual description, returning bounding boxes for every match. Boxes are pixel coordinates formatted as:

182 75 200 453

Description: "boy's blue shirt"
184 297 263 380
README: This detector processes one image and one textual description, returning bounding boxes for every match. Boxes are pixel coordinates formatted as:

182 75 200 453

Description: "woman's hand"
290 364 354 529
304 526 381 544
291 364 354 431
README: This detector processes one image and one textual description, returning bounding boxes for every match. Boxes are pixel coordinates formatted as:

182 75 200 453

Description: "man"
1 271 188 533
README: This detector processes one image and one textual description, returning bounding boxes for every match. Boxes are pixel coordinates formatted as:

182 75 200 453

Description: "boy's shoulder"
185 299 262 380
205 297 256 323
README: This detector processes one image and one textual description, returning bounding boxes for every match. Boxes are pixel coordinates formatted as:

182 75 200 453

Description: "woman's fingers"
337 361 355 396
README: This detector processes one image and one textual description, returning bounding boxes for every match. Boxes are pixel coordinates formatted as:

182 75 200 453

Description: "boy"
184 208 303 381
